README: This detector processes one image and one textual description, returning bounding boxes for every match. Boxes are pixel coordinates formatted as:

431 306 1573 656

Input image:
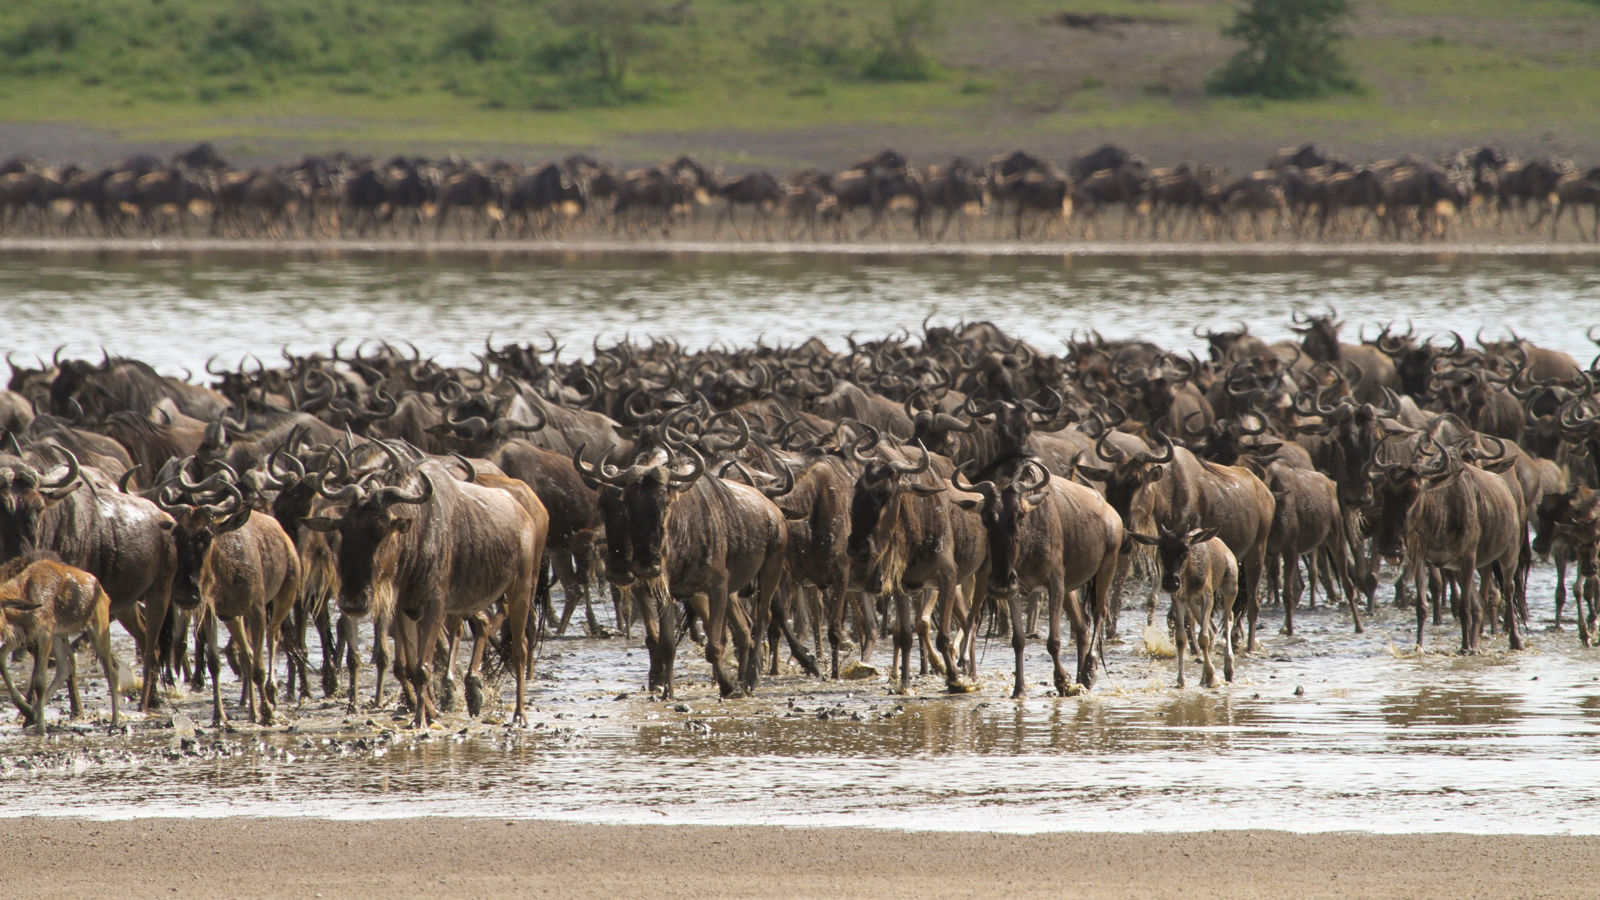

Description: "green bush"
862 0 940 82
0 12 80 59
1207 0 1359 100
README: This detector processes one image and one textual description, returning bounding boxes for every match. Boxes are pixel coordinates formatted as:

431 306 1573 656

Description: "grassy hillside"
0 0 1597 166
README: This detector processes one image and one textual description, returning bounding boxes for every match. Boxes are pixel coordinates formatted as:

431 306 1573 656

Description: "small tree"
551 0 649 89
863 0 941 82
1207 0 1358 100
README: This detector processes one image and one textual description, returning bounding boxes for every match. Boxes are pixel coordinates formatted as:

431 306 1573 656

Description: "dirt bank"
7 818 1598 900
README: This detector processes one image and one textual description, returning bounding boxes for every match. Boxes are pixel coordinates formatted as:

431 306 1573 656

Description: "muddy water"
3 248 1600 833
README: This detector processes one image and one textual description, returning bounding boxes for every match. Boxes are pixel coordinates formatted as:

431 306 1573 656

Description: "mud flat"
6 818 1599 900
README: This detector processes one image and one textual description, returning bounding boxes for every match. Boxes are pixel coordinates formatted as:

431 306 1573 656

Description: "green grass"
0 0 1596 159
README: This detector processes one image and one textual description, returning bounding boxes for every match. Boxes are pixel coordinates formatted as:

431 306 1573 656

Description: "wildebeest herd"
3 314 1599 734
1 141 1598 243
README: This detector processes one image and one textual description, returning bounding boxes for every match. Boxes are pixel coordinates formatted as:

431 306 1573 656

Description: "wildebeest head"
1079 427 1174 522
952 459 1049 598
1185 410 1279 468
844 441 938 586
0 449 81 563
574 444 704 583
1290 308 1343 363
1534 483 1600 576
302 464 434 616
158 476 251 611
1296 385 1402 507
1129 525 1220 593
1367 439 1460 559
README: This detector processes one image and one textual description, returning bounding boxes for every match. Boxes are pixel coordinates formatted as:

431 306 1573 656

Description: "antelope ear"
954 498 980 510
301 516 341 533
1076 466 1109 482
1129 533 1160 546
2 599 44 612
1141 467 1164 485
391 518 414 533
1190 527 1220 545
1479 457 1517 474
1250 441 1284 455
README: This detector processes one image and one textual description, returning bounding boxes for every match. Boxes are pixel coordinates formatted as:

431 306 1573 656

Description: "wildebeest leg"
1270 554 1289 635
701 573 743 698
408 603 446 729
310 600 337 698
201 611 226 727
933 575 972 692
137 582 171 713
1412 558 1429 651
248 606 274 724
849 590 877 665
90 615 119 728
1458 566 1481 655
631 584 665 693
1198 592 1219 689
1002 589 1028 698
1553 554 1568 628
1496 561 1522 652
770 585 819 678
892 590 913 693
340 614 361 713
1043 578 1072 697
507 558 534 725
462 616 487 717
1220 571 1239 684
1173 596 1188 689
1581 576 1598 647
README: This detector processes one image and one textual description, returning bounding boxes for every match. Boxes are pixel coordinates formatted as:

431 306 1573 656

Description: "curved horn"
374 470 434 507
38 447 80 490
667 445 705 484
449 453 477 483
887 441 931 476
1013 458 1050 495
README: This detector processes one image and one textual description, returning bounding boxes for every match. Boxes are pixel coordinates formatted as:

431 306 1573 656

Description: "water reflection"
2 250 1599 378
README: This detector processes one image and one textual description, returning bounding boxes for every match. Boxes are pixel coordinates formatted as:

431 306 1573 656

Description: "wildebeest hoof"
1060 683 1085 697
945 680 979 695
265 681 279 706
464 674 484 717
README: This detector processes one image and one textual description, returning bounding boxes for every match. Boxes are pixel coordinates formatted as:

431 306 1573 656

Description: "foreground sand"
6 818 1597 899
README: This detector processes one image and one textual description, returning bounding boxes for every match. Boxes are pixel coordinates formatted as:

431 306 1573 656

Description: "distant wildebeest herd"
3 314 1599 733
1 141 1598 244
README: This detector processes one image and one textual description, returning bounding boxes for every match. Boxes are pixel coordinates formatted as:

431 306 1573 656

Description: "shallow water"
3 249 1600 374
2 560 1597 833
3 248 1600 834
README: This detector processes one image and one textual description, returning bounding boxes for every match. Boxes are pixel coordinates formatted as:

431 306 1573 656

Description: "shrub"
862 0 941 82
1207 0 1358 100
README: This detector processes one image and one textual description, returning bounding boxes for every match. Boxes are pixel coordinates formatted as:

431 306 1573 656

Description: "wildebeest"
578 444 788 698
1371 439 1523 653
1130 525 1237 688
304 454 544 727
952 459 1121 696
158 474 301 726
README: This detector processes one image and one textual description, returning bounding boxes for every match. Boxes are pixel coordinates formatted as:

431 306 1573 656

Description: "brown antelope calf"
1131 526 1238 688
0 552 119 734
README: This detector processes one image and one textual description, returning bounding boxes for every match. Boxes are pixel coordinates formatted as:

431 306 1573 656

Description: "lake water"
2 246 1599 834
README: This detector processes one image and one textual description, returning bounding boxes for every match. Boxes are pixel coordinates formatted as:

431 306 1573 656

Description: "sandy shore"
5 818 1597 900
1 236 1598 258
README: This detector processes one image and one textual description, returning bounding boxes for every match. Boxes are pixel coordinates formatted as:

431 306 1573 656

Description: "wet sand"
8 818 1599 899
